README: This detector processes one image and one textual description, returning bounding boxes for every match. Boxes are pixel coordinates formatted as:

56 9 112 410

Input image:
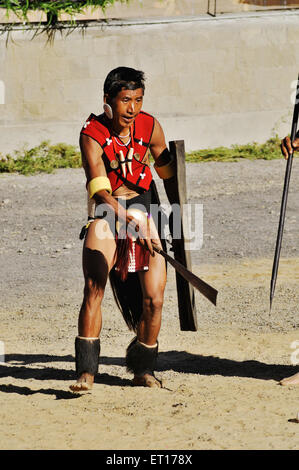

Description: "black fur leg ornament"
126 337 159 379
75 336 100 377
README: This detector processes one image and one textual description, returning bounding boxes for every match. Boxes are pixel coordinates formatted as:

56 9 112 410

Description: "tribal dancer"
279 133 299 386
70 67 178 392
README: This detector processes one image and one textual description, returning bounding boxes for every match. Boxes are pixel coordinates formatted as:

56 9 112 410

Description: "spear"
270 74 299 310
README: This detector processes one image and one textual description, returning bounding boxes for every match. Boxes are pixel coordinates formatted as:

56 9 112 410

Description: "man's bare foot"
70 372 94 392
133 373 162 388
279 372 299 386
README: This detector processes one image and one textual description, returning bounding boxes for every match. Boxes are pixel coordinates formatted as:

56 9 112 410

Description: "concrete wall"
1 10 299 154
0 0 207 23
1 0 298 23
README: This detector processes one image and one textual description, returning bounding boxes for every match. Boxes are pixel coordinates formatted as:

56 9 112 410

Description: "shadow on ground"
0 351 296 399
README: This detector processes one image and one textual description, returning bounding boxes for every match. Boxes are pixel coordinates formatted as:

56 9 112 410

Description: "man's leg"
126 227 167 388
70 219 116 392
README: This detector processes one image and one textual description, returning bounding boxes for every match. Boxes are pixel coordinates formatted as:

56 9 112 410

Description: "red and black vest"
80 111 155 192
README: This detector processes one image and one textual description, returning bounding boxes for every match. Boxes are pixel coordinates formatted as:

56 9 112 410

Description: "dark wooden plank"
169 140 198 331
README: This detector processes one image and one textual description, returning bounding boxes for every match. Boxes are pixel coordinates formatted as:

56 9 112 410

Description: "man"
279 134 299 386
70 67 178 392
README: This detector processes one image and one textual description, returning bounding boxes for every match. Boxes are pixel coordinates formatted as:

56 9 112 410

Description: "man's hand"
281 134 299 159
126 213 154 256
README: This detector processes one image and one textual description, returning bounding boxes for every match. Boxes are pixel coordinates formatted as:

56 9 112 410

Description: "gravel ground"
0 159 299 450
1 159 299 330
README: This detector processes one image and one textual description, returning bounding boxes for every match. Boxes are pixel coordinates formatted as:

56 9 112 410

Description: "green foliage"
186 136 284 162
0 136 286 176
0 1 125 25
0 141 81 175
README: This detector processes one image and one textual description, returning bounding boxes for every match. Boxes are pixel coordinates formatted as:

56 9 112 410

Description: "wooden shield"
168 140 198 331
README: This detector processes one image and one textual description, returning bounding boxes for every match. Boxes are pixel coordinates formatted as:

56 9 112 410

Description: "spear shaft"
270 74 299 310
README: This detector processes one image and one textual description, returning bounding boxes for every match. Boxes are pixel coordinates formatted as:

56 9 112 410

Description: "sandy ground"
0 159 299 451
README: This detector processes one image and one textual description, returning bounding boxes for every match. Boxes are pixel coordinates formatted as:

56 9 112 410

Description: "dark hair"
103 67 145 99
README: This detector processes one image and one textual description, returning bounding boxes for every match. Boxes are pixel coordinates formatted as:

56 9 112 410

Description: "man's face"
110 88 144 128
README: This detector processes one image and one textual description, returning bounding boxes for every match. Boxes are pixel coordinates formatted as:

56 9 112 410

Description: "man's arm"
150 118 179 205
80 134 154 254
80 133 130 220
80 133 124 216
281 133 299 159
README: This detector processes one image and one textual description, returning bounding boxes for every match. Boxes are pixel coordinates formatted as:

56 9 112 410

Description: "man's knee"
143 295 164 315
83 277 105 301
